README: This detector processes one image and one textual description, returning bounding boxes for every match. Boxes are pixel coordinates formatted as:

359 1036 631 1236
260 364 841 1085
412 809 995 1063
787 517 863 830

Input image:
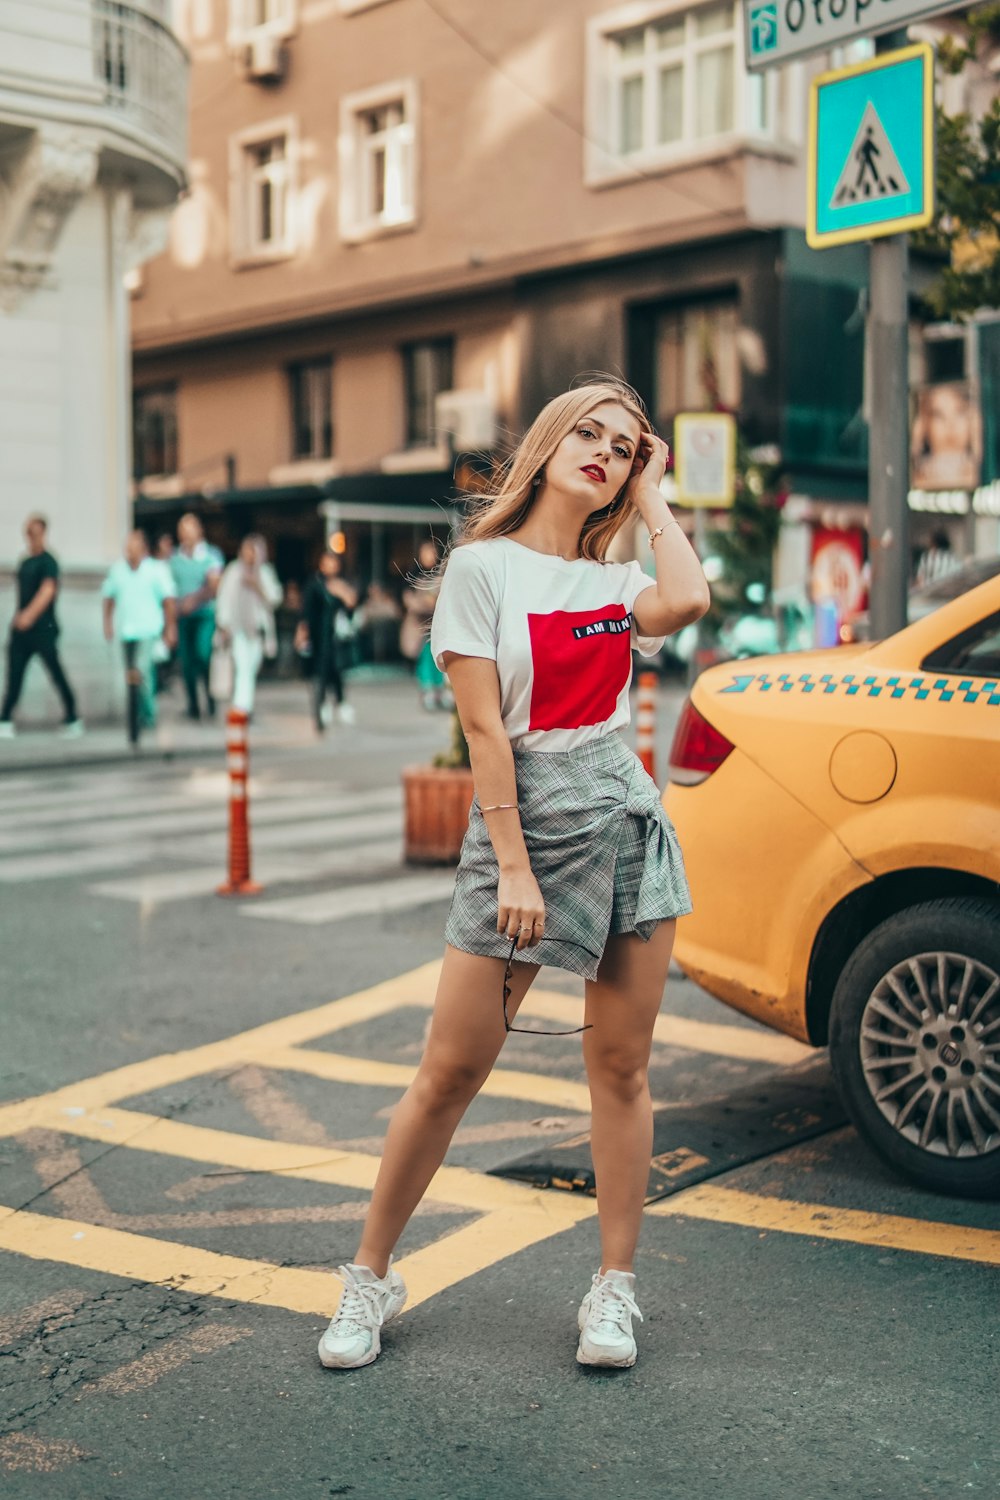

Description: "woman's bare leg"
355 944 539 1276
582 921 676 1274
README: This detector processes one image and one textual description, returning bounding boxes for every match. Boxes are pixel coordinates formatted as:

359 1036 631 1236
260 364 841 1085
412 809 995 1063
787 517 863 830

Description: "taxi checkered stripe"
719 671 1000 705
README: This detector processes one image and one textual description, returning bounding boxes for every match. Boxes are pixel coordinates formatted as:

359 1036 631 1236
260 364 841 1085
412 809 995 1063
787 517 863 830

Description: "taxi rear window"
923 610 1000 677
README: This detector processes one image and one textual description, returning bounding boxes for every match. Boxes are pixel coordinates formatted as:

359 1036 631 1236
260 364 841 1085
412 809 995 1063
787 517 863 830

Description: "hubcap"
859 951 1000 1158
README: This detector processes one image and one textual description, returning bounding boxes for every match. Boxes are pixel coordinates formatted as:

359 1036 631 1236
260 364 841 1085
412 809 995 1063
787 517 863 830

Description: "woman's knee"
413 1054 488 1112
586 1047 649 1103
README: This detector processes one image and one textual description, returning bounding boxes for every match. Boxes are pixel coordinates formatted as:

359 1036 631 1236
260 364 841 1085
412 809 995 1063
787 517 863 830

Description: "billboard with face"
910 381 982 492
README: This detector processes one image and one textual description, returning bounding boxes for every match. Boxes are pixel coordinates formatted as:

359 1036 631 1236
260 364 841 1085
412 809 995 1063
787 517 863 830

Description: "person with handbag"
296 548 359 729
214 535 282 716
316 377 710 1373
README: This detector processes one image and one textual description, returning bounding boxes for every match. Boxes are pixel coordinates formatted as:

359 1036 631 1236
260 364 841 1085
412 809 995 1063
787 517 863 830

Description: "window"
403 340 453 448
339 81 417 241
133 386 178 481
230 119 296 262
290 360 333 460
653 300 740 425
228 0 296 39
611 4 736 155
587 2 777 182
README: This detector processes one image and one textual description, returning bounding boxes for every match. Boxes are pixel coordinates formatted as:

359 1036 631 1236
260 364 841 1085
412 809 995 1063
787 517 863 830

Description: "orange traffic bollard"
636 671 657 783
217 707 263 897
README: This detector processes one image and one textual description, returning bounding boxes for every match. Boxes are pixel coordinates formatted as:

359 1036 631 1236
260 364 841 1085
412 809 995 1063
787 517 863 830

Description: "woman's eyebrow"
581 415 635 447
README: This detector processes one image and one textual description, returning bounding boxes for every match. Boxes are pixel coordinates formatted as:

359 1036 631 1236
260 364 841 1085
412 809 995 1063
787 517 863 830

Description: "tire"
829 897 1000 1199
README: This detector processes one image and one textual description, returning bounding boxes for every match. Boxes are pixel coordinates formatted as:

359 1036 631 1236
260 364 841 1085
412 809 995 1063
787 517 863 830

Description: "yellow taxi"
664 575 1000 1199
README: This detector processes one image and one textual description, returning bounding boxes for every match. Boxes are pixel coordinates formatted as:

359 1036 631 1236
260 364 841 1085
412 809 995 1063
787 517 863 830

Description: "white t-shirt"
101 557 176 642
431 537 664 752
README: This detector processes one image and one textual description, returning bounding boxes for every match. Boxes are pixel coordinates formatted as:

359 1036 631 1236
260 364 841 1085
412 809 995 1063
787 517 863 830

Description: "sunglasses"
502 936 593 1037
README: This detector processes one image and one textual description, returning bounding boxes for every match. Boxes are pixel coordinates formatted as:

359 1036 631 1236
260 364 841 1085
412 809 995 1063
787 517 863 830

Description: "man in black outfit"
0 515 83 738
295 549 358 731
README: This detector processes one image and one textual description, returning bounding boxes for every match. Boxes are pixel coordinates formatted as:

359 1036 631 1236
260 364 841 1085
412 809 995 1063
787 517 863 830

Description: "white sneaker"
59 720 85 739
337 702 356 725
318 703 333 729
576 1269 643 1368
318 1261 407 1369
0 722 14 739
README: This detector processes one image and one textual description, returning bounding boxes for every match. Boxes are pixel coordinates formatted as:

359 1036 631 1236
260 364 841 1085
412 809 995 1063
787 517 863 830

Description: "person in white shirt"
317 377 710 1374
215 535 283 715
102 531 177 731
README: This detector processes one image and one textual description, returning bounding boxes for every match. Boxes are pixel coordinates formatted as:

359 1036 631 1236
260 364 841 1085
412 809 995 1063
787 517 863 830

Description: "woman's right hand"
497 867 546 951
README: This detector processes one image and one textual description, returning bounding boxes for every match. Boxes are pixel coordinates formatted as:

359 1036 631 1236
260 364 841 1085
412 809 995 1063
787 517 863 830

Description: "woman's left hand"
624 433 670 523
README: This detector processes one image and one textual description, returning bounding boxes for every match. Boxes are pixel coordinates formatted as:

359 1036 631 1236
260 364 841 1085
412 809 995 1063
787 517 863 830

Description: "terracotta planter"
402 764 475 865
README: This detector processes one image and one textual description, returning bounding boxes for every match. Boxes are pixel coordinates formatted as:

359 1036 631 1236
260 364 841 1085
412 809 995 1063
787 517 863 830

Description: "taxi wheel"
830 898 1000 1200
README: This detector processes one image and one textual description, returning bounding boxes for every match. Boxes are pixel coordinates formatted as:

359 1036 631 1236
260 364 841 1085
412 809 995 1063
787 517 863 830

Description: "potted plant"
402 709 475 865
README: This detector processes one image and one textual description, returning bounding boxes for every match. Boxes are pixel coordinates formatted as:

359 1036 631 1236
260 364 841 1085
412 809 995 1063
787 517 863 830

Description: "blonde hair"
460 377 653 562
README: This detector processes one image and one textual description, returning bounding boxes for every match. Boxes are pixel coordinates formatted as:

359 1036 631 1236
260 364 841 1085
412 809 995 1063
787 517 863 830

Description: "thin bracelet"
481 802 519 813
648 520 679 546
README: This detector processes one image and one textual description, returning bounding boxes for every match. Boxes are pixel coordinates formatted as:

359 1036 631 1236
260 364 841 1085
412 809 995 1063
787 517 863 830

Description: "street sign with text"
745 0 956 71
806 43 935 249
673 413 737 507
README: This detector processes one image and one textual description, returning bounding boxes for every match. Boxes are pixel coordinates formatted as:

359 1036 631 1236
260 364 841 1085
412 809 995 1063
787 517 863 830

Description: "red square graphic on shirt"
527 606 632 731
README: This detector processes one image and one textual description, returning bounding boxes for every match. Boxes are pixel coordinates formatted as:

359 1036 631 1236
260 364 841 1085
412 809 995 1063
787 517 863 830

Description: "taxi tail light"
668 699 734 785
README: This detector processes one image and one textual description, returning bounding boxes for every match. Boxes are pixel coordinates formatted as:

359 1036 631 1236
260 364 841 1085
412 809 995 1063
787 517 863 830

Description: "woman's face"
544 402 642 512
239 538 257 567
925 387 972 455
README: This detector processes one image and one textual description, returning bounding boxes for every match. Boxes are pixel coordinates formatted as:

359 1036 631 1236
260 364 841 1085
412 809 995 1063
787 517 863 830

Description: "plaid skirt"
444 732 692 981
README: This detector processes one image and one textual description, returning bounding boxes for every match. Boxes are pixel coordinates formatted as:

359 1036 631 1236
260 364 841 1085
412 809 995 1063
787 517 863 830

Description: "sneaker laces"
329 1266 387 1337
587 1273 643 1334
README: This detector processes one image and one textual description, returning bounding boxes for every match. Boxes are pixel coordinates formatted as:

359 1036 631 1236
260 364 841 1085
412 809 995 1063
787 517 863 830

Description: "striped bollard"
636 671 658 783
217 708 263 897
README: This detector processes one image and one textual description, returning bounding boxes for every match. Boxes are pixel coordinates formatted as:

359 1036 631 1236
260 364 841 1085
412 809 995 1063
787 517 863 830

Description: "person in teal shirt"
102 531 177 729
170 513 223 720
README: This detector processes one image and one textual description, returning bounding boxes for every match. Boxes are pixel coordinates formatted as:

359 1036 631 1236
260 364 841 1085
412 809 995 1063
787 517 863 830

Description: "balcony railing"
93 1 188 170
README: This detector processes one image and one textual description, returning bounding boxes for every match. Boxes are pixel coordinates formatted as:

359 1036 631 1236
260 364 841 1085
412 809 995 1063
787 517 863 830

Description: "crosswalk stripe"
0 790 402 854
0 778 339 831
88 840 404 904
241 871 455 923
0 845 157 883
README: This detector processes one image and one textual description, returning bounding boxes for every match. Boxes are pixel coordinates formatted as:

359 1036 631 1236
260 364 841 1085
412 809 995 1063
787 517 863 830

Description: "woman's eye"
614 446 631 459
579 427 596 439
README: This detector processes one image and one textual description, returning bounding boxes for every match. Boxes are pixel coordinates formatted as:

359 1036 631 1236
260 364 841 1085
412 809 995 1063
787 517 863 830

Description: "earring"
533 469 544 487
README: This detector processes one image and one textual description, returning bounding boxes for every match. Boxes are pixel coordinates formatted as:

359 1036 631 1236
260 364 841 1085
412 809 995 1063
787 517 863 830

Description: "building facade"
0 0 188 719
131 1 998 645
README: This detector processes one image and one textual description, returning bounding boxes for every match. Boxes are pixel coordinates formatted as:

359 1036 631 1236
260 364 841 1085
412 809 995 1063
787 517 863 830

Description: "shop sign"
911 380 983 493
673 412 737 508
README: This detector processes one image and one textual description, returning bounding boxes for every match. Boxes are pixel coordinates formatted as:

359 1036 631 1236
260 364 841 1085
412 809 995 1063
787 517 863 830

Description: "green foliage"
916 6 1000 319
433 709 471 769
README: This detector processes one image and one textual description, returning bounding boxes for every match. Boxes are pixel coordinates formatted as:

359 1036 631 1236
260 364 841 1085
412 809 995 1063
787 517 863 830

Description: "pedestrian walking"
317 378 710 1372
0 515 83 739
101 531 177 741
170 513 223 720
400 538 450 709
214 535 283 715
296 550 358 729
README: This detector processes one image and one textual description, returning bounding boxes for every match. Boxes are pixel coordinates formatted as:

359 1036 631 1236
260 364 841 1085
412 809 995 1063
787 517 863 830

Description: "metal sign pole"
867 29 912 639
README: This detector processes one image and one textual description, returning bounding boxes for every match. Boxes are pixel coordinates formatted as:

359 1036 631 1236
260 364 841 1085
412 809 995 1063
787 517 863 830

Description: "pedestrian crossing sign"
807 43 935 249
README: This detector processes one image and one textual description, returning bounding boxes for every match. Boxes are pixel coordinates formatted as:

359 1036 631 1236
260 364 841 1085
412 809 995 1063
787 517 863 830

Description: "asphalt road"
0 679 996 1500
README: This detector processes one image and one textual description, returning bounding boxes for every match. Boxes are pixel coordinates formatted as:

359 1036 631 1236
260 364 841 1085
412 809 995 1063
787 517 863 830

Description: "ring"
519 923 533 931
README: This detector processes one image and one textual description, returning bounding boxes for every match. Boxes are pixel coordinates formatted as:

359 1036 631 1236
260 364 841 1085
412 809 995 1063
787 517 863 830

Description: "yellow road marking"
0 960 807 1143
0 1198 593 1315
0 964 443 1139
520 989 811 1066
33 1105 591 1218
650 1184 1000 1266
268 1045 593 1115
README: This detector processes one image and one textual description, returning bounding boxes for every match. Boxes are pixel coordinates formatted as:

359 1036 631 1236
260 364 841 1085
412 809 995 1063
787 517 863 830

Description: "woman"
296 549 359 729
318 379 709 1372
400 538 450 710
214 535 282 715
